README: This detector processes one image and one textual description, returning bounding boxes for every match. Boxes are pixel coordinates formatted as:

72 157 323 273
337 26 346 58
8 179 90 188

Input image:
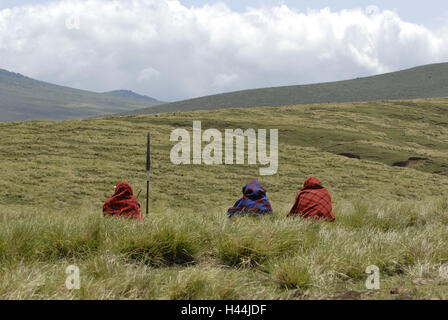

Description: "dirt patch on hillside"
170 122 191 128
392 157 427 168
338 153 361 159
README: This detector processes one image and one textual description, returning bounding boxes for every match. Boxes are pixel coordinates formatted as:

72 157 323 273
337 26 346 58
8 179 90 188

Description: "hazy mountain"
103 90 160 103
127 62 448 115
0 69 164 122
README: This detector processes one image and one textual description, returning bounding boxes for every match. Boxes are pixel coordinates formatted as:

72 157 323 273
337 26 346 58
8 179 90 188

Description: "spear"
146 132 151 216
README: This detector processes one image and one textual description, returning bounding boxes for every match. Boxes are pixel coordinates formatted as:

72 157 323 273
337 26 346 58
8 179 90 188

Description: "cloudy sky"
1 0 448 101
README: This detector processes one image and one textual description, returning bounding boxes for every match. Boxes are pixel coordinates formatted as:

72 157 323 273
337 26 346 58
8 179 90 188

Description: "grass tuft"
272 259 312 291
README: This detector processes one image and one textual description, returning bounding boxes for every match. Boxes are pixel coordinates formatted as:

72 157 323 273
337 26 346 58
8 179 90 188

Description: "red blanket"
288 177 335 221
103 181 142 221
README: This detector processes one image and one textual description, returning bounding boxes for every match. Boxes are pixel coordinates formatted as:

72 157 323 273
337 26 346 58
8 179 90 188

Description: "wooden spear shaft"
146 132 150 216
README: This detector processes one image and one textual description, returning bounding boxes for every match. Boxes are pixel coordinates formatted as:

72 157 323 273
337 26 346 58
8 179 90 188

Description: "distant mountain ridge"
0 69 164 122
103 90 159 102
0 69 26 79
127 62 448 116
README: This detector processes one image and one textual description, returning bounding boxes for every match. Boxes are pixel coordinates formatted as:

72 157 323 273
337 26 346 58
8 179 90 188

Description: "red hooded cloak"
103 181 142 221
288 177 335 221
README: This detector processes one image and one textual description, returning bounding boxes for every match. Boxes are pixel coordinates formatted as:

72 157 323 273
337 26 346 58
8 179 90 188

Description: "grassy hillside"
129 62 448 115
0 69 164 122
1 97 448 299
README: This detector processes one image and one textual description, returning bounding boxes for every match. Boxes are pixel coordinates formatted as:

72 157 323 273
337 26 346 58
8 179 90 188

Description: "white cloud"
138 67 160 82
0 0 447 101
212 72 239 88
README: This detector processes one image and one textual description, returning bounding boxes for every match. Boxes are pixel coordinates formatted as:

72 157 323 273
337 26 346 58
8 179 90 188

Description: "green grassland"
1 97 448 299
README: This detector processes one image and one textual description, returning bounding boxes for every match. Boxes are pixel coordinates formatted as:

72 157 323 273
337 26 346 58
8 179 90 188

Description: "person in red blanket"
103 181 143 221
287 177 335 221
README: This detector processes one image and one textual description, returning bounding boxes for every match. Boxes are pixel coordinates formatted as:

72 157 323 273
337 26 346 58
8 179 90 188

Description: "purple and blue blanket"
227 179 273 218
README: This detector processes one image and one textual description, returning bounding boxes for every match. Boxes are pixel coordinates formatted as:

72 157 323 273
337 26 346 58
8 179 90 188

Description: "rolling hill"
0 69 164 122
3 62 447 122
128 62 448 115
1 97 448 299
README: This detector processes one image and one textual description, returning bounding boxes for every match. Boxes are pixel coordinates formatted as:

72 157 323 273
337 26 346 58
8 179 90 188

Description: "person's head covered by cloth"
103 181 143 221
287 176 335 221
227 179 273 218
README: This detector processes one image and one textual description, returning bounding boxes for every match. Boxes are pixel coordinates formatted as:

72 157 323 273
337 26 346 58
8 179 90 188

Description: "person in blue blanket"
227 179 273 218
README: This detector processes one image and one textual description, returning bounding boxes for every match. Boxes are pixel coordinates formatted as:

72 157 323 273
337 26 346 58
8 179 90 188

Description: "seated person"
103 181 143 221
227 179 273 218
287 177 335 221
